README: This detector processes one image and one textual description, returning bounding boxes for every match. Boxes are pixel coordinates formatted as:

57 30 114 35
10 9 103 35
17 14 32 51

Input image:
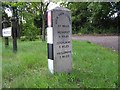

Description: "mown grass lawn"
1 38 118 88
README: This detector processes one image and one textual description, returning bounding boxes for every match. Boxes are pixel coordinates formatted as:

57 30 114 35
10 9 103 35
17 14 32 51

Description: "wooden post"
11 7 17 53
5 37 9 48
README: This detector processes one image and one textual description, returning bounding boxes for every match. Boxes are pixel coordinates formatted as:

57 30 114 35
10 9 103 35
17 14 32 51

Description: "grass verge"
1 38 118 88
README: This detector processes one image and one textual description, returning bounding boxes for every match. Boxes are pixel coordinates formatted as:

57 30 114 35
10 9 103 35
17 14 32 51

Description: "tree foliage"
1 2 119 40
65 2 119 34
2 2 42 40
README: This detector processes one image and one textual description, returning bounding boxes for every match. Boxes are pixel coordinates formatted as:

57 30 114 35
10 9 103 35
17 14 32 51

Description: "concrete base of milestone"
48 59 72 74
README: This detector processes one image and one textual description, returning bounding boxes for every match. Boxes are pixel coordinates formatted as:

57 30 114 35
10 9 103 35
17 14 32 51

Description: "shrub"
22 22 39 41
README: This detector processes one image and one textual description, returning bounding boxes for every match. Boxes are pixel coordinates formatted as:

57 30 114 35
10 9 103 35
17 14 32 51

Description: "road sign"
2 27 12 37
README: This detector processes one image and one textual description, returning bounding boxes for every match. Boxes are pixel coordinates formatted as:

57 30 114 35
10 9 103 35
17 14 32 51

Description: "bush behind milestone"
21 21 40 41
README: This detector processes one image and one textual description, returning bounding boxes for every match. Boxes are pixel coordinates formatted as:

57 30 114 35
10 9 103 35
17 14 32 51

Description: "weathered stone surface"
47 6 72 73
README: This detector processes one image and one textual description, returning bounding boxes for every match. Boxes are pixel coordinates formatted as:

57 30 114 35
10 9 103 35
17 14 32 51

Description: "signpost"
2 7 13 49
3 7 18 53
47 6 72 74
2 27 12 37
2 18 10 48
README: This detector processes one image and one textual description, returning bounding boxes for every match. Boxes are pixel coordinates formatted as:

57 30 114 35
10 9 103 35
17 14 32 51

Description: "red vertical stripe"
48 11 51 27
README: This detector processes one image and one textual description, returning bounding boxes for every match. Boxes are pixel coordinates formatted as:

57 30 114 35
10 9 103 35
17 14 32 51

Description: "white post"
47 11 54 74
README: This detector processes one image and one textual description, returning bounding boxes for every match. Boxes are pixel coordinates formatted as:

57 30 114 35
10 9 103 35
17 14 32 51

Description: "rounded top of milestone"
47 2 70 11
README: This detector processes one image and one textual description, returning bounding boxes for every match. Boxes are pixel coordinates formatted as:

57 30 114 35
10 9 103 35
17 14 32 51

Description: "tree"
87 2 119 33
64 2 119 34
2 2 42 41
40 2 49 41
64 2 90 34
